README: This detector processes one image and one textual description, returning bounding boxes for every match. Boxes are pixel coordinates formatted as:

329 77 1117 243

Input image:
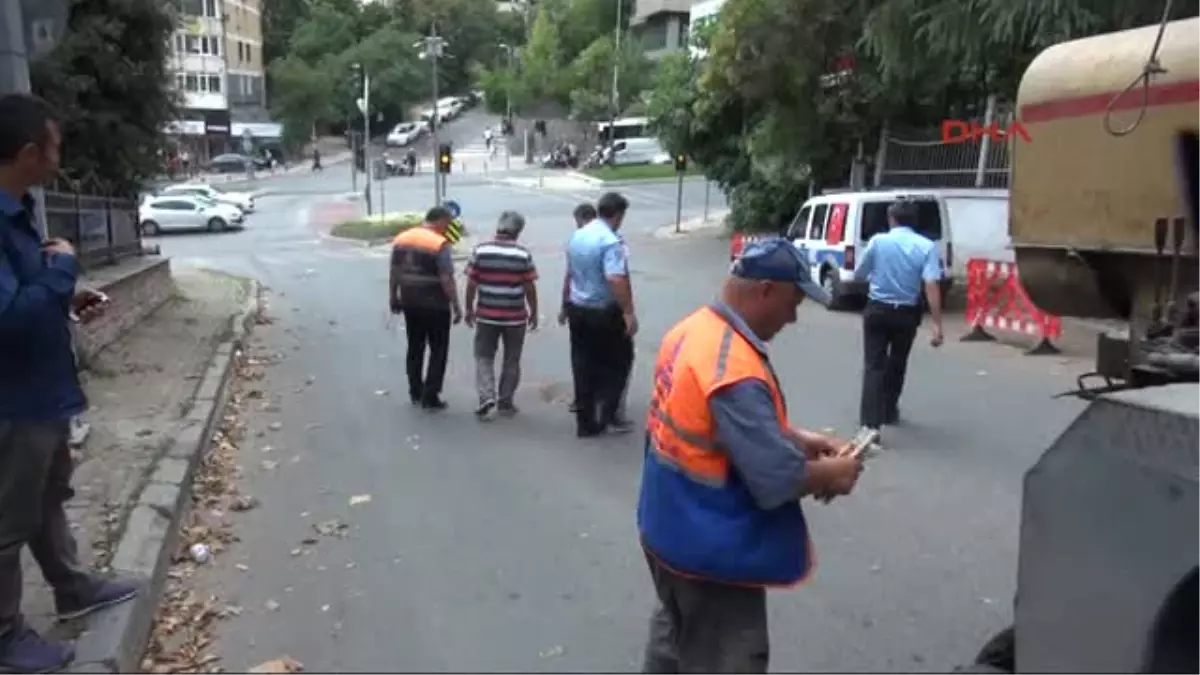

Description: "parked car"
604 138 672 166
139 195 244 235
208 153 268 173
386 121 424 147
160 183 256 213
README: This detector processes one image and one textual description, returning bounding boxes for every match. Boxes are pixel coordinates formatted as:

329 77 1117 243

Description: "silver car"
139 195 244 235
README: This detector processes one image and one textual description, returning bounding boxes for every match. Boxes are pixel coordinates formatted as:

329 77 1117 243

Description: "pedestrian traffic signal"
674 154 688 172
438 143 452 174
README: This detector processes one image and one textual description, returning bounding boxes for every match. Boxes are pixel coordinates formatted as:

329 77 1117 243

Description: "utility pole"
418 27 447 205
500 43 515 171
362 68 372 216
605 0 623 164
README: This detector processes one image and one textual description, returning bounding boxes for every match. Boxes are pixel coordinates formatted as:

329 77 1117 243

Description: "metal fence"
873 100 1015 189
44 173 143 268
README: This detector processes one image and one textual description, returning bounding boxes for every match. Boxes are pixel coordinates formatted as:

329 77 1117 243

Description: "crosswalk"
413 136 512 174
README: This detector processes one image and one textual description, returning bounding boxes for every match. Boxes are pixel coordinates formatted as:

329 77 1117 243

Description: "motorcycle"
383 157 415 177
541 144 580 169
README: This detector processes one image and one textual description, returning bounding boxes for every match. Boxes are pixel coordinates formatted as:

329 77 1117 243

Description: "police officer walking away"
560 203 596 415
389 206 463 410
564 193 636 437
852 199 945 440
637 238 864 673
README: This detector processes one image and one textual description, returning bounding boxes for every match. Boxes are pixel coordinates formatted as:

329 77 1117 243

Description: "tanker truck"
958 15 1198 674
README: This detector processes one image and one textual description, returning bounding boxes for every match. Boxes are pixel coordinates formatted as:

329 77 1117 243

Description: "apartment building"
224 0 268 122
630 0 691 60
164 0 270 162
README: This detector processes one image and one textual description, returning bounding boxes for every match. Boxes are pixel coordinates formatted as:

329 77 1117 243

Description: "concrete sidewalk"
16 269 258 672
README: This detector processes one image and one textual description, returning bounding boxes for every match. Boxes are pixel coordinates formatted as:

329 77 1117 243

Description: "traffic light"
674 154 688 172
438 143 452 174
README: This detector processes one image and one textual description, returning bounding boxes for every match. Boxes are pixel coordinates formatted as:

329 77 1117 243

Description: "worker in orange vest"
637 238 865 673
389 206 463 409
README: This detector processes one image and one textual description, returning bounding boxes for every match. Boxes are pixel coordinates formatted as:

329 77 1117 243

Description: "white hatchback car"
139 195 244 235
160 183 255 213
386 122 423 147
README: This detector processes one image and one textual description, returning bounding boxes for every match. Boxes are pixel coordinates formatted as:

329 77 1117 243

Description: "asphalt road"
153 161 1095 672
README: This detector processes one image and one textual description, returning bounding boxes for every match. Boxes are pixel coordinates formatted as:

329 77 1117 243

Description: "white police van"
784 189 952 309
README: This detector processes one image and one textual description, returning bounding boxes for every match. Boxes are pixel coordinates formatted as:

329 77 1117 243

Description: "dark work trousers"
402 306 452 403
859 300 923 428
567 303 633 434
641 551 769 673
0 420 93 641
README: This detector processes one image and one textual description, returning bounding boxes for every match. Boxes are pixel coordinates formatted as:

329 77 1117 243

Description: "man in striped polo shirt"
464 211 539 418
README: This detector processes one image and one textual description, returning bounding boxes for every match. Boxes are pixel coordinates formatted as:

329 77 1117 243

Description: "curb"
68 280 262 674
653 210 732 240
564 171 705 188
564 170 605 186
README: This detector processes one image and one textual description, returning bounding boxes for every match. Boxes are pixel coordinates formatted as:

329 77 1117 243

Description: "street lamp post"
352 63 373 215
499 43 516 171
418 27 447 204
606 0 623 164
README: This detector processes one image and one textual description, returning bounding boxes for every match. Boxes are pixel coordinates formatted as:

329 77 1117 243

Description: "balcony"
182 91 227 111
175 54 226 74
631 0 691 25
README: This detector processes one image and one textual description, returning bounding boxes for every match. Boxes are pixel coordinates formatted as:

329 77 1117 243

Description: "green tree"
515 6 569 108
263 0 311 66
268 56 336 147
566 35 649 121
30 0 179 195
411 0 517 94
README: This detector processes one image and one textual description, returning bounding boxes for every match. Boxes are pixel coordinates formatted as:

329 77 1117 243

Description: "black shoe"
410 390 422 405
577 425 604 438
568 401 579 413
422 397 448 410
497 402 518 417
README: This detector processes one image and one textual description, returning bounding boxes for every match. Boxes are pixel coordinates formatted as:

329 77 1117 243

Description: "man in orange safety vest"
637 237 865 673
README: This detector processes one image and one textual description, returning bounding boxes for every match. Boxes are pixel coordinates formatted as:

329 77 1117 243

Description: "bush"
329 212 423 242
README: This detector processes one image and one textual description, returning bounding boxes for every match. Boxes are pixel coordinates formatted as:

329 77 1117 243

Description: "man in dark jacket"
0 94 139 673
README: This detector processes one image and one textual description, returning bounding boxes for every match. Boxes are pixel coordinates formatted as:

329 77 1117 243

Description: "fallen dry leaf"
249 656 304 673
313 519 349 538
144 354 257 674
230 495 260 512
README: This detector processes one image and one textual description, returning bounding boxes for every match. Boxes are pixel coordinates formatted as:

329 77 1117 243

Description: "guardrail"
44 173 143 268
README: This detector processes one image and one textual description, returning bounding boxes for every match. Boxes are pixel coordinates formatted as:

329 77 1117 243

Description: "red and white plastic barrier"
729 232 770 260
962 258 1062 354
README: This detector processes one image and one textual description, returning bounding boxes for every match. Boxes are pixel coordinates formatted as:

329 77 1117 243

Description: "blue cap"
443 199 461 218
731 237 831 306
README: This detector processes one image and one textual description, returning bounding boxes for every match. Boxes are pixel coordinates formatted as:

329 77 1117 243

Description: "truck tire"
968 627 1015 673
953 665 1006 673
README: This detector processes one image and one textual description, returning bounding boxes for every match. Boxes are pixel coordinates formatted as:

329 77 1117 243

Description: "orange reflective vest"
637 305 812 586
392 226 449 308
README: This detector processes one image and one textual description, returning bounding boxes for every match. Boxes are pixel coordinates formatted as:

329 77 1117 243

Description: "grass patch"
330 212 423 242
582 164 704 181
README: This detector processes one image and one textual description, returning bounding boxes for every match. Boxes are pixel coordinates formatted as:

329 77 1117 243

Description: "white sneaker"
68 416 91 447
